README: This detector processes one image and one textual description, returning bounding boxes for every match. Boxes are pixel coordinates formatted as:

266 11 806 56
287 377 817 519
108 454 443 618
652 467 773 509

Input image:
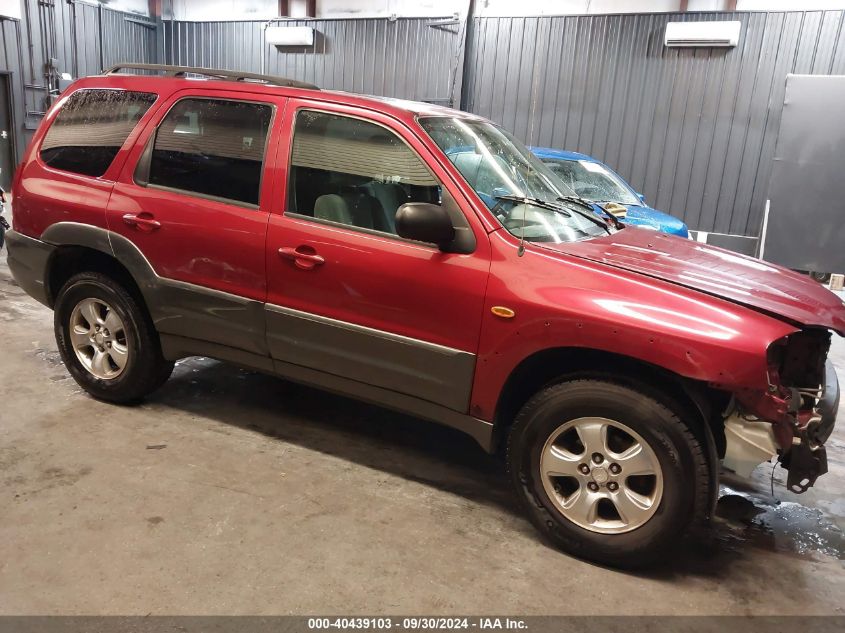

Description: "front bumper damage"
724 356 838 492
781 359 838 493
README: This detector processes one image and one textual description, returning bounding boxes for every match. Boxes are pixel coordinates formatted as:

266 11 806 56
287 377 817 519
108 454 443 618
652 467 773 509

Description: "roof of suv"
76 65 480 124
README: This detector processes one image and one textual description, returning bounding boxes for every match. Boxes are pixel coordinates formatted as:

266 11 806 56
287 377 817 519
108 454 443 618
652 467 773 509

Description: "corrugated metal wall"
463 11 845 238
0 17 24 186
162 17 463 104
0 1 157 166
99 8 158 71
4 8 845 241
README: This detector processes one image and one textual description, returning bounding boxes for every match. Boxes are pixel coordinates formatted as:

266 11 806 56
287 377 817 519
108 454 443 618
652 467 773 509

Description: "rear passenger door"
107 89 285 355
265 101 491 414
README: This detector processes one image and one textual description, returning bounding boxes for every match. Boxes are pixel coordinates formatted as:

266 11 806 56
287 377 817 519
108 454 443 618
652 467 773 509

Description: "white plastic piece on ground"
722 413 779 478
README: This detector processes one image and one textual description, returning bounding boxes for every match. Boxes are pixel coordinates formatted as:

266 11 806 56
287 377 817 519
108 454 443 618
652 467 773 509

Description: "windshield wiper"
494 194 572 216
557 195 623 231
555 194 594 210
494 194 613 236
554 195 616 233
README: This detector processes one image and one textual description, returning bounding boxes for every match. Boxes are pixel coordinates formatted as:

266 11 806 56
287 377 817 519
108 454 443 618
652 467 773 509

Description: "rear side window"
148 98 273 206
40 89 157 177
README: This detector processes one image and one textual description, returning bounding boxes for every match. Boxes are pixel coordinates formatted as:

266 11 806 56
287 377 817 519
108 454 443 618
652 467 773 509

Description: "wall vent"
665 21 741 48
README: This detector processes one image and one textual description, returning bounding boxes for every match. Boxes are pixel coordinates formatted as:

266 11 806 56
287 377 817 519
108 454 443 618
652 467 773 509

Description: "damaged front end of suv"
724 328 838 492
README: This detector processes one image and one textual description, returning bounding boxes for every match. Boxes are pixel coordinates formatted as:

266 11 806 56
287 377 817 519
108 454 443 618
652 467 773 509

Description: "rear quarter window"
40 89 157 177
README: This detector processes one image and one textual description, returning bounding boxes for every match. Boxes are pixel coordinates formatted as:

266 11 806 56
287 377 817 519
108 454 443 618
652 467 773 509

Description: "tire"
507 379 709 568
809 271 832 284
54 272 173 403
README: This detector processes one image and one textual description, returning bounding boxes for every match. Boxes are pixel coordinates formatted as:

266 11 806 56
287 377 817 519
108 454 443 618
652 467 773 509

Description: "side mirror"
636 192 646 204
395 202 455 249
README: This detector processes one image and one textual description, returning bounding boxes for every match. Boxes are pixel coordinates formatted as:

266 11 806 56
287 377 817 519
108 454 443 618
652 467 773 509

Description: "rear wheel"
54 272 173 402
507 379 709 567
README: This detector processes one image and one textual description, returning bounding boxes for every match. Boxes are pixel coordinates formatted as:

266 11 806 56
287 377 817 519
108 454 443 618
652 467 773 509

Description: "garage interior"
2 0 845 617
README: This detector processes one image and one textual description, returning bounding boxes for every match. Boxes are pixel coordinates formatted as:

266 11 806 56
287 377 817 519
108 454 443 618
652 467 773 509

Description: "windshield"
541 157 640 206
419 117 608 243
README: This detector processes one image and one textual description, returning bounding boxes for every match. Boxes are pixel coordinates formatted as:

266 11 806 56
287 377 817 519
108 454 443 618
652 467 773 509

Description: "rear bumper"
5 230 54 307
785 359 838 493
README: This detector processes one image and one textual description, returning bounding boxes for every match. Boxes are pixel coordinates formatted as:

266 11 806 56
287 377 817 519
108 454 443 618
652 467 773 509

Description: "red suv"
6 64 842 567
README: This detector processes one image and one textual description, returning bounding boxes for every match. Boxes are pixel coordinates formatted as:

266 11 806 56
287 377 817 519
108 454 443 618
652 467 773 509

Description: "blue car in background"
530 147 690 238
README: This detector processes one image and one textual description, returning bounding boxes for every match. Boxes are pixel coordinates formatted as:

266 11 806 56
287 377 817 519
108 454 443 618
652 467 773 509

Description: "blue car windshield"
419 117 607 244
541 157 640 206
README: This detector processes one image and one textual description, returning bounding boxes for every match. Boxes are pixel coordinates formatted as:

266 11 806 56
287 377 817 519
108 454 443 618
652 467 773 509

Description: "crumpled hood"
540 228 845 334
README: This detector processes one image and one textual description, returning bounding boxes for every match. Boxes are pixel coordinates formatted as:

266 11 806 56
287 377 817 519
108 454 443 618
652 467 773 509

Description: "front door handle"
123 212 161 232
278 246 325 270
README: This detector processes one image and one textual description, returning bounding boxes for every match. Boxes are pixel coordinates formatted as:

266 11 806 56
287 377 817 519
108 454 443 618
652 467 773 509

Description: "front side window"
543 158 640 206
148 98 273 206
420 117 611 244
288 110 441 235
40 89 157 177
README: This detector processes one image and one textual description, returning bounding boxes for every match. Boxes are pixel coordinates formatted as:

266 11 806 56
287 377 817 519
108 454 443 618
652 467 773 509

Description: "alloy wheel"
539 416 663 534
69 298 129 380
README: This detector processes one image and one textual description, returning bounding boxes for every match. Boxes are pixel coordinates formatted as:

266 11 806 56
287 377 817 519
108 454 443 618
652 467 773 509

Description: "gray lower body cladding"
265 305 475 413
8 223 492 450
5 230 54 307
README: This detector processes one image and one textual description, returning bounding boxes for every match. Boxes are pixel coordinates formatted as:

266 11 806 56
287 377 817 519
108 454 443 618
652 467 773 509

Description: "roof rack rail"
103 63 319 90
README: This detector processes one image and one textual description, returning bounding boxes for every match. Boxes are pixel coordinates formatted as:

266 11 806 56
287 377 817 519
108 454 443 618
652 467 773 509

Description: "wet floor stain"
715 484 845 560
32 347 64 367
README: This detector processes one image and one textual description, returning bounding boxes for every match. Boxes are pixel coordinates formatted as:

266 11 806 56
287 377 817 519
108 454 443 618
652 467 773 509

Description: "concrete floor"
1 253 844 616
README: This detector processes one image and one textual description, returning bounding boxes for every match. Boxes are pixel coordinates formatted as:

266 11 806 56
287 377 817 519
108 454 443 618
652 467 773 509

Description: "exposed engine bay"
724 328 838 493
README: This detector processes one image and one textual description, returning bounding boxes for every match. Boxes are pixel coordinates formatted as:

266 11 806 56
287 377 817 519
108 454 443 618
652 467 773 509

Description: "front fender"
468 235 798 421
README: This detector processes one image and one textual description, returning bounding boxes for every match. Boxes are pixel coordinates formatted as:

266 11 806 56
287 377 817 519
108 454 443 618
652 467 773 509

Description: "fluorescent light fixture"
665 21 741 48
266 26 315 47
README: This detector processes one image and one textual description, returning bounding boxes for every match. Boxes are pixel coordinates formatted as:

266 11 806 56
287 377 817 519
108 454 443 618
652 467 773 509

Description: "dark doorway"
0 74 14 191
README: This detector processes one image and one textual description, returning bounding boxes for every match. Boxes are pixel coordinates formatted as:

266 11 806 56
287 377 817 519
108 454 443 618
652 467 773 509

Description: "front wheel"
507 379 710 568
54 272 173 403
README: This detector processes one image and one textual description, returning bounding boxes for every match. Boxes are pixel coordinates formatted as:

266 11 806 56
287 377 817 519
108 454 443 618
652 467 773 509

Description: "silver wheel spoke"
543 445 582 478
613 443 656 476
612 488 654 525
562 488 600 527
103 309 123 334
70 325 91 348
80 299 103 328
108 342 128 370
575 420 608 455
91 349 110 376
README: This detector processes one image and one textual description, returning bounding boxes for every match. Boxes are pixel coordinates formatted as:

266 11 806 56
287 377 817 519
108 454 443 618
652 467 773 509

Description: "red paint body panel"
105 87 288 301
265 98 491 351
11 78 167 239
11 73 845 431
467 230 800 420
551 229 845 334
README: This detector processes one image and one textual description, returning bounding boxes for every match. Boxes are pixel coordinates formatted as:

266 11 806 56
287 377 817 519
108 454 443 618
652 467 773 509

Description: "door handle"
278 246 325 270
123 212 161 232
